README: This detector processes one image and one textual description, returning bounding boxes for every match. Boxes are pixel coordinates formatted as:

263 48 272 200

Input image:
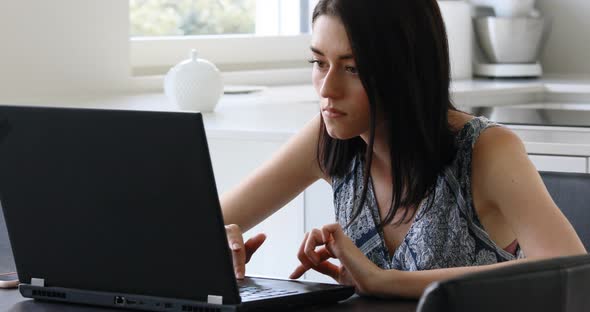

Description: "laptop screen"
0 106 240 304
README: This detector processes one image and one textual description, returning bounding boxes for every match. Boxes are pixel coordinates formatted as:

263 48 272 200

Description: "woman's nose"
319 69 343 99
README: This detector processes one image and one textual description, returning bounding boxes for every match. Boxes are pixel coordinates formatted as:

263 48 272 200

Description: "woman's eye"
308 59 327 70
345 66 358 74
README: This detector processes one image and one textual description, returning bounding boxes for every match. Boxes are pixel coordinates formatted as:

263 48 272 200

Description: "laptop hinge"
31 278 45 287
207 295 223 305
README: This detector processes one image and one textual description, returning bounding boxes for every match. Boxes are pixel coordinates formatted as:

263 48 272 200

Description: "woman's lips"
322 107 346 119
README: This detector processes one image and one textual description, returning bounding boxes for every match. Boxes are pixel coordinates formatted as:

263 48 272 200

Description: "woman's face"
311 15 370 140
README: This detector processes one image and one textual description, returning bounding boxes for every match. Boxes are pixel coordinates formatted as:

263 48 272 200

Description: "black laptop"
0 105 354 311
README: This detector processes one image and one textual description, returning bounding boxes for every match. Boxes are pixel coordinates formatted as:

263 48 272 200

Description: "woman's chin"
326 127 355 140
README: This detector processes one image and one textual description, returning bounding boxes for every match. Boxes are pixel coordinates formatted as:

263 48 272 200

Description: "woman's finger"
225 224 246 279
289 263 308 279
296 232 314 267
316 246 334 261
304 228 324 265
321 223 343 242
321 223 342 257
290 258 340 280
290 247 334 279
244 233 266 263
312 261 340 280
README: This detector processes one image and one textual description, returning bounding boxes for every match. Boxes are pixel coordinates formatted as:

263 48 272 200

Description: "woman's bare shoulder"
471 124 529 199
474 125 525 161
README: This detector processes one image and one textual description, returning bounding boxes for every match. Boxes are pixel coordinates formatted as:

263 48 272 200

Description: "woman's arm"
471 127 586 258
370 258 532 298
221 114 327 231
369 127 586 298
289 224 537 298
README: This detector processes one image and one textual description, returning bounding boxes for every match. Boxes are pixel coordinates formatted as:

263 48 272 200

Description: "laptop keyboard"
239 285 299 300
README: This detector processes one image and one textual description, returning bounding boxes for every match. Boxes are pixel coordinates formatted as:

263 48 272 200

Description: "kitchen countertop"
5 76 590 156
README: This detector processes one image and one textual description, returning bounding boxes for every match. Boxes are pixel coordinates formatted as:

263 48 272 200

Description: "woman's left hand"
289 223 383 295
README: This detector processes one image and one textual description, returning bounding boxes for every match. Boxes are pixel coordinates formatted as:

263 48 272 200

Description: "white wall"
0 1 130 103
537 0 590 75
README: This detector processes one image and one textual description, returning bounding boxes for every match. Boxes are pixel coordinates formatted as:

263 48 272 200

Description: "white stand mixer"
469 0 548 78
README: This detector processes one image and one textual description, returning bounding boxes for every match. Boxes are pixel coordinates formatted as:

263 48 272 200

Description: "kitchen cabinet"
528 154 588 173
207 137 304 279
303 180 338 283
208 136 340 282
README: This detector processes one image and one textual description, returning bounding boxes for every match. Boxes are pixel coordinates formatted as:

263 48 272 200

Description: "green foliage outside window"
130 0 256 37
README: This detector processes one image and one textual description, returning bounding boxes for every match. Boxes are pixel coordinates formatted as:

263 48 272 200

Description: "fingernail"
236 273 244 279
232 243 241 250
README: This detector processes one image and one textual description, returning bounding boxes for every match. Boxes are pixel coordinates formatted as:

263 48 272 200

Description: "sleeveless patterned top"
332 116 525 271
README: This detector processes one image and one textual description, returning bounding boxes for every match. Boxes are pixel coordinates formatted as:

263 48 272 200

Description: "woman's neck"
360 124 391 176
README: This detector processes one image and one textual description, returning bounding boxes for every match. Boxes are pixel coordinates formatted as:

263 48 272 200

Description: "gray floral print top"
332 116 525 271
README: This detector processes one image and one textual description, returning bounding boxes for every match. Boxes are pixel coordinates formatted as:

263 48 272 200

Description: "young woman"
221 0 586 299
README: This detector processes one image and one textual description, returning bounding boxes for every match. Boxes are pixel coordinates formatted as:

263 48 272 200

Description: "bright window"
130 0 256 37
130 0 319 76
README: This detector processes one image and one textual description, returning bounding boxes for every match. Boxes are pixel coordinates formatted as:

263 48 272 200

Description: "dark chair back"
417 254 590 312
540 171 590 251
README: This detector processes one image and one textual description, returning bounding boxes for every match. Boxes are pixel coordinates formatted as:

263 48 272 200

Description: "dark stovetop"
472 105 590 128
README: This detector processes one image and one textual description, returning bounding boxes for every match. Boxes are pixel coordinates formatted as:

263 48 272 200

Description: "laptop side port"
114 296 126 305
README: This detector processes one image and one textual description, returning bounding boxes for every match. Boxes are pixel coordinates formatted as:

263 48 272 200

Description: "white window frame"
130 0 319 77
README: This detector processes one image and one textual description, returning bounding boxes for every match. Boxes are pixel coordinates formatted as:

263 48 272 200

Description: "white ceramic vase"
164 50 223 112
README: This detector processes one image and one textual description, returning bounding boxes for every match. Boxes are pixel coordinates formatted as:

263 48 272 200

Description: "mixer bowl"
474 16 547 63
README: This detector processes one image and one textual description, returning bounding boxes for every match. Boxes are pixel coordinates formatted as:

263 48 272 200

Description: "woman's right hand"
225 224 267 279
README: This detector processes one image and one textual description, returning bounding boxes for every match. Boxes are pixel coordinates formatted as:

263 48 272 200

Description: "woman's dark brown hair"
313 0 459 228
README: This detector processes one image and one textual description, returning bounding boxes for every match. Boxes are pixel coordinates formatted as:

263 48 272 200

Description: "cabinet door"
207 137 304 278
528 155 588 173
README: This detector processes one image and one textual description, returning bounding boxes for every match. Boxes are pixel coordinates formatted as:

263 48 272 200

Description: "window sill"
129 67 313 93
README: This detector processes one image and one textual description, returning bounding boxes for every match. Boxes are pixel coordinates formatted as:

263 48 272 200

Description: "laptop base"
21 284 240 312
20 276 355 312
